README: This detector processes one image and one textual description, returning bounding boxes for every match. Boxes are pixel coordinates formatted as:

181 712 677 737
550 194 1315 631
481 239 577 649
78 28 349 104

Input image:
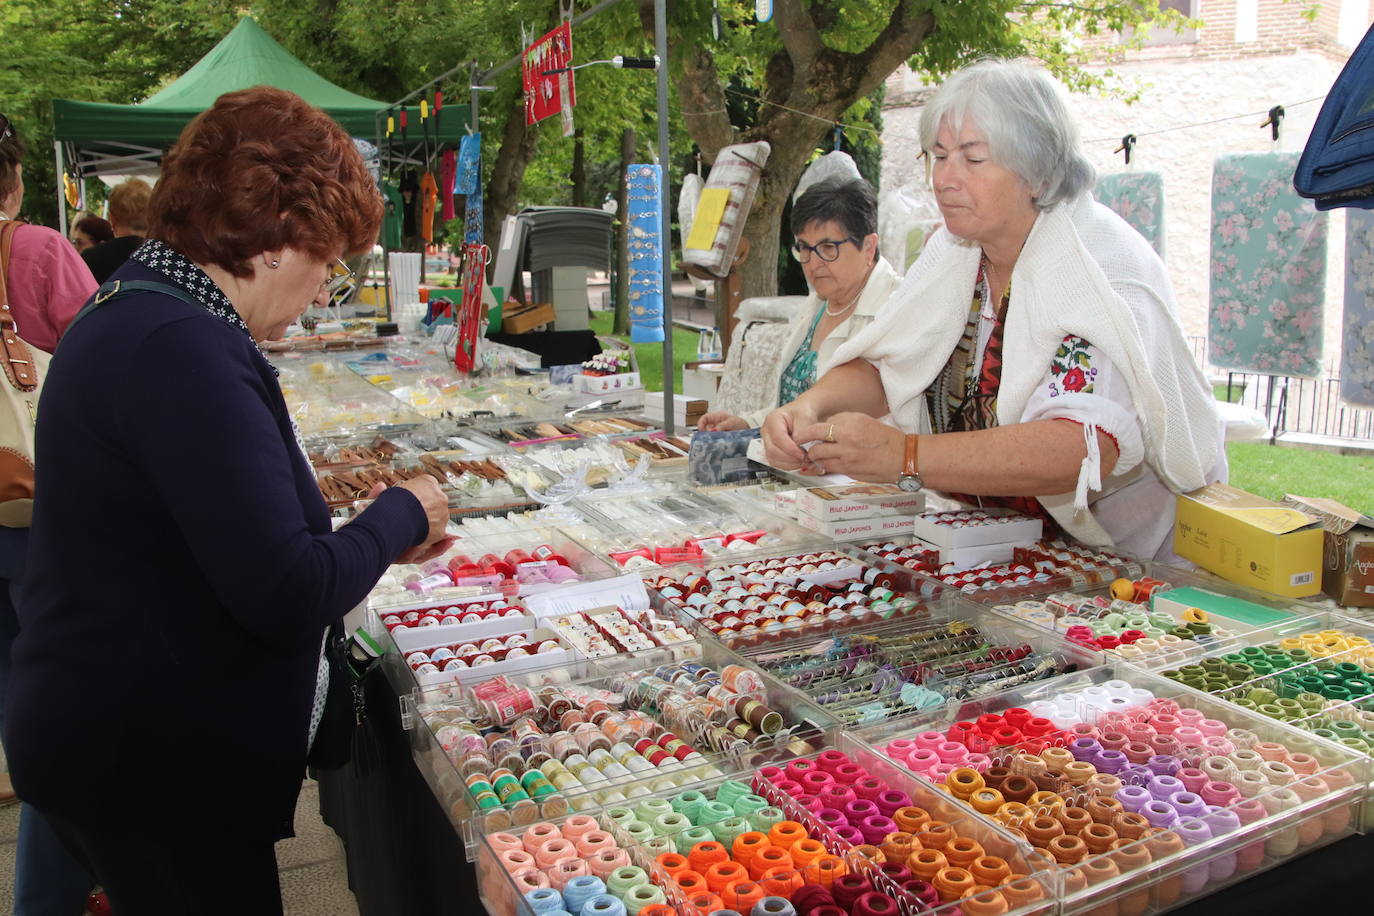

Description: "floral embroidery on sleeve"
1047 335 1097 397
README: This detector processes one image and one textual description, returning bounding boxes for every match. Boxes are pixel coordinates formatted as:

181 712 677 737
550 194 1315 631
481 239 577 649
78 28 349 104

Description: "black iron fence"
1188 336 1374 443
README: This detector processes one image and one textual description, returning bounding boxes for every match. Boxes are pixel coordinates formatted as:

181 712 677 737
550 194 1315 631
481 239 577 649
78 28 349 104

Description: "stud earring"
270 259 280 268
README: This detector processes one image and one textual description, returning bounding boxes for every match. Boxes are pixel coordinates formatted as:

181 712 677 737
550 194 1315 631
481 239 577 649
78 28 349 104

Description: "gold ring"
824 423 836 443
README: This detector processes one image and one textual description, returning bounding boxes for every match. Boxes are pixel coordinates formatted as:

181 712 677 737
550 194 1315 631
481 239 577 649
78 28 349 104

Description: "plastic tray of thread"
369 525 621 609
568 489 832 574
846 663 1370 916
841 534 1144 603
1136 609 1374 825
725 594 1100 730
639 543 953 648
366 528 624 696
398 637 838 860
978 562 1319 657
480 749 1061 916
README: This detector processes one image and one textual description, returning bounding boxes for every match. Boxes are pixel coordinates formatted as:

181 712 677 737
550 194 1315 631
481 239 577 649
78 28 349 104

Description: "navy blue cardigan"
5 260 427 841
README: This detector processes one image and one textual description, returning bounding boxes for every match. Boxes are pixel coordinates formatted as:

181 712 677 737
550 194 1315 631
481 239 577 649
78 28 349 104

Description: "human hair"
919 58 1095 210
148 86 382 278
107 178 153 235
0 114 27 207
74 215 115 244
790 177 879 240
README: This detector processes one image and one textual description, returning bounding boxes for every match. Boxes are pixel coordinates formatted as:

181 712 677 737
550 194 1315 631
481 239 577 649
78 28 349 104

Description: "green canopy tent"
51 17 469 227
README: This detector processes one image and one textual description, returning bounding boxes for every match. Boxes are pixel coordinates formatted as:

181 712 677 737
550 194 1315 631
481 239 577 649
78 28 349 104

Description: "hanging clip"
832 122 844 151
1113 134 1137 166
1261 105 1285 142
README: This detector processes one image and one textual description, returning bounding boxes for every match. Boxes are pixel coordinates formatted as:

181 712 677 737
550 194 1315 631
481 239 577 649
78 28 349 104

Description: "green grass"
1226 442 1374 515
589 311 697 393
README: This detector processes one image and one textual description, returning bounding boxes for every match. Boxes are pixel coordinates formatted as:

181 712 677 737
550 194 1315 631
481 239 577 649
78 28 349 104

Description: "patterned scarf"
932 263 1059 528
130 240 280 376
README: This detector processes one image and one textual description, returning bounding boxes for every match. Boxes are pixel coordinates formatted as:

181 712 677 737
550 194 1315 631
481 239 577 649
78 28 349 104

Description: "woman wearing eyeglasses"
761 59 1223 561
5 87 453 913
697 176 901 431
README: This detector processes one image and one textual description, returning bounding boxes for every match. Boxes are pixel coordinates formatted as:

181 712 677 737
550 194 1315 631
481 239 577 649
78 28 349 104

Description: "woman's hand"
760 401 821 470
368 478 455 564
793 412 906 481
697 412 750 432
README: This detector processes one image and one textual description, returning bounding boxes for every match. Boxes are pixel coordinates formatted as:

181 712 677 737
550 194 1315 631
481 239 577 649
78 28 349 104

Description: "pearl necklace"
822 261 877 318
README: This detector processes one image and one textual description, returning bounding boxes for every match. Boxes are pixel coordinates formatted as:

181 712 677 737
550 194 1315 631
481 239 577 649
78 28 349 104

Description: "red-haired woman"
5 87 452 913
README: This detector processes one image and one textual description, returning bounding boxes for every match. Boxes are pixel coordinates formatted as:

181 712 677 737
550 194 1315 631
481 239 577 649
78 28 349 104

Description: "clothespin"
1261 105 1285 143
694 151 703 177
1114 134 1137 166
832 123 844 152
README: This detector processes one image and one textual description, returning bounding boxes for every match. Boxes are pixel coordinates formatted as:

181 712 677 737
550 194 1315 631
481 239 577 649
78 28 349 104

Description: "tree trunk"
483 93 539 275
571 128 586 207
614 128 635 335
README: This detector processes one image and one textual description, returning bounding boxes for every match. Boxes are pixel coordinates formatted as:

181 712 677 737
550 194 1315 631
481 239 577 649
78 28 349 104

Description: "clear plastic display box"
397 638 838 859
732 596 1100 730
570 486 831 574
975 563 1320 669
641 542 944 645
1142 609 1374 824
368 529 702 694
478 744 1060 916
849 663 1369 916
846 536 1144 603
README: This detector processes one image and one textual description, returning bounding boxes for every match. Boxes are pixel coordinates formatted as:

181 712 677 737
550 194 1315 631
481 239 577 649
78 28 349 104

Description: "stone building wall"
879 1 1372 376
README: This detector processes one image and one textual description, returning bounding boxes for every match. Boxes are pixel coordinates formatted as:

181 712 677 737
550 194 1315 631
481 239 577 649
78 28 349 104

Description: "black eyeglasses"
323 257 355 296
0 114 12 144
790 236 860 263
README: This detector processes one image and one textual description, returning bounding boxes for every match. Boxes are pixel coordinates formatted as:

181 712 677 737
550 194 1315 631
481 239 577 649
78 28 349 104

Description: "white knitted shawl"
824 194 1219 544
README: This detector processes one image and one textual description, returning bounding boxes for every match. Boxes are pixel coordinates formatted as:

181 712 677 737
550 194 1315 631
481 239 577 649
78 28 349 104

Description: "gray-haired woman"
761 58 1223 559
698 176 901 431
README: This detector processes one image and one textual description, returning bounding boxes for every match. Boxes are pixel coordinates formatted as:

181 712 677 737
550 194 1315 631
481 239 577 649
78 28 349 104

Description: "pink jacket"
4 223 96 354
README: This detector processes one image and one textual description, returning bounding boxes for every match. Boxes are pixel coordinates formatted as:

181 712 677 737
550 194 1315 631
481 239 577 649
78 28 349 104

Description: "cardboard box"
643 391 707 427
794 483 925 522
501 302 555 334
1283 495 1374 607
910 509 1043 551
1173 483 1323 598
797 513 917 542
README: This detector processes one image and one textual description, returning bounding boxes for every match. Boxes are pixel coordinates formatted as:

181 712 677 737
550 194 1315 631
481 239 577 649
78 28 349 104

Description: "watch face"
897 475 923 493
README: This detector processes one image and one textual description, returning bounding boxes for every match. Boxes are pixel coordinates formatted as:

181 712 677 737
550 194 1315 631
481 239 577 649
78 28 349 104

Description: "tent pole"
375 111 390 322
654 0 674 436
54 142 68 235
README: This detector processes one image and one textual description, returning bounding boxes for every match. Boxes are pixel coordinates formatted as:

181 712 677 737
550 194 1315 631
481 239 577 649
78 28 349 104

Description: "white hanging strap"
1074 422 1103 513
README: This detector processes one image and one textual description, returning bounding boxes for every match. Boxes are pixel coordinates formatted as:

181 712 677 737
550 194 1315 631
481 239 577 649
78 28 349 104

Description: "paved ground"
0 779 359 915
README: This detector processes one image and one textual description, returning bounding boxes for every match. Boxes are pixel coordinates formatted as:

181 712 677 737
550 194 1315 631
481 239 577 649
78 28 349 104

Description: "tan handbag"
0 219 51 528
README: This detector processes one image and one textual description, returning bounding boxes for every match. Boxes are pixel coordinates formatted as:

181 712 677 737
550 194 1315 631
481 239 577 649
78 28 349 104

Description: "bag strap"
0 220 40 393
64 277 206 338
0 219 24 315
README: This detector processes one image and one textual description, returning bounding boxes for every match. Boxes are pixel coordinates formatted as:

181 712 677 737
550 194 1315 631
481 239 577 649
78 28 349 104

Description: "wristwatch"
896 434 924 492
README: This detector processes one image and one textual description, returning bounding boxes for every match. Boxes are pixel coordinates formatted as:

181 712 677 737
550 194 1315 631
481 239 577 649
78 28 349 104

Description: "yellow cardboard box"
1173 483 1323 598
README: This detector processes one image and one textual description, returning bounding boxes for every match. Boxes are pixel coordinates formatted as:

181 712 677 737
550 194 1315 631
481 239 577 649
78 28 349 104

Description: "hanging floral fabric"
1342 207 1374 406
1209 153 1327 378
1094 171 1165 258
